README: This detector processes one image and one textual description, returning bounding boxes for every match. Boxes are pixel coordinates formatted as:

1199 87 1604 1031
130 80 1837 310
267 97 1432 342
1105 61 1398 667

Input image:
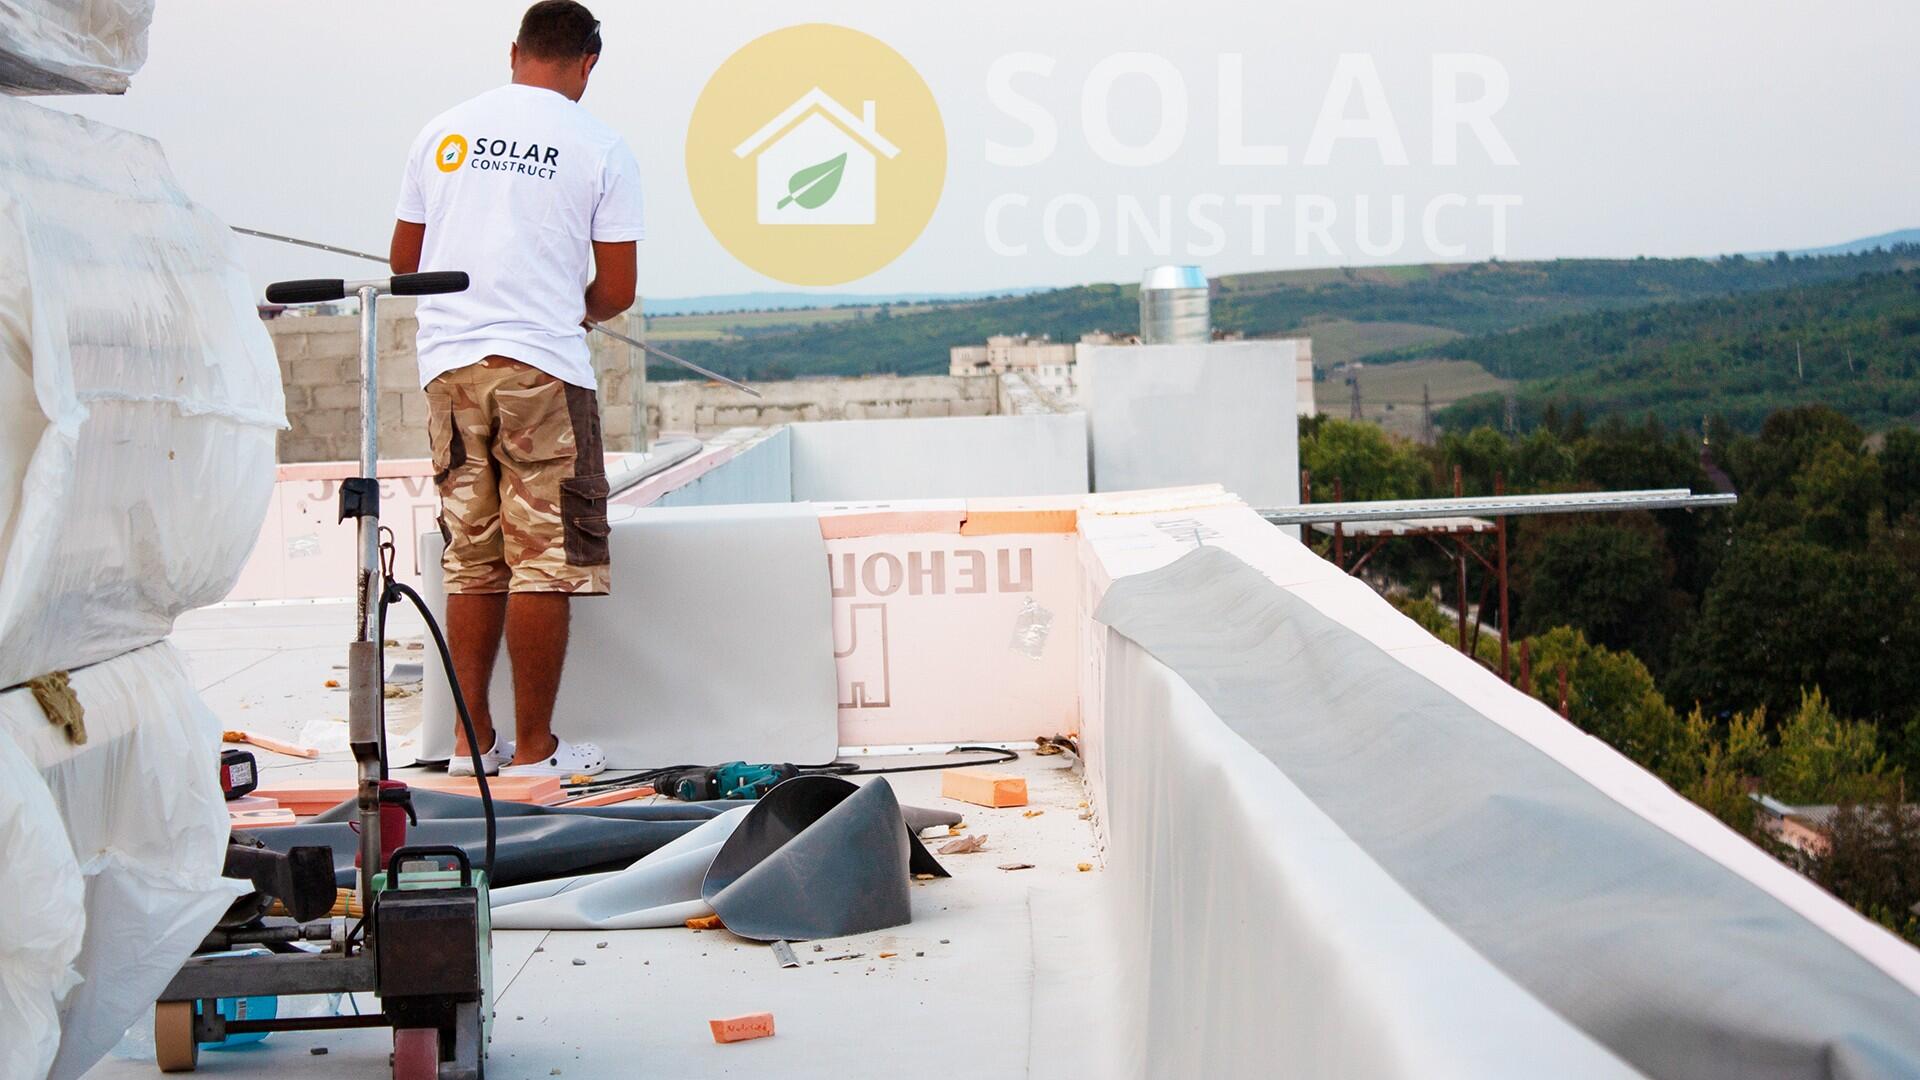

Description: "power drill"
660 762 799 802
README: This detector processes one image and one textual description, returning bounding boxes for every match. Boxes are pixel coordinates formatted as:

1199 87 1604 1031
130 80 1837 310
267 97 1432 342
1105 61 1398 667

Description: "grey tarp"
257 789 727 888
1094 546 1920 1080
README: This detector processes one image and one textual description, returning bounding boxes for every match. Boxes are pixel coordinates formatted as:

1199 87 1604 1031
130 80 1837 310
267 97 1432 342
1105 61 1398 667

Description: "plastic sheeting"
491 777 952 939
1095 544 1920 1080
0 95 284 689
0 0 150 94
0 642 243 1080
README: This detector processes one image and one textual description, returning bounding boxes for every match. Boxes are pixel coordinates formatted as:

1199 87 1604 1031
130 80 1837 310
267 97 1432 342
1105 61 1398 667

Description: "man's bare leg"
447 592 508 756
505 593 570 765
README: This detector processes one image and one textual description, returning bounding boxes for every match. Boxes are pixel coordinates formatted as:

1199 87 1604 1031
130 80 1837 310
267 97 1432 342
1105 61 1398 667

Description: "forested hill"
1437 265 1920 432
660 246 1920 381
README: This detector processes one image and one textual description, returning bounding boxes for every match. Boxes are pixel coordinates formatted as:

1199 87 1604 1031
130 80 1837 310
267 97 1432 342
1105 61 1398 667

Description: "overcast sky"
46 0 1920 300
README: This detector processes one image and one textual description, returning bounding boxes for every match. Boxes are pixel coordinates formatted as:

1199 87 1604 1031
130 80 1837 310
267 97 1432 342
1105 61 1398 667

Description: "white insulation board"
420 502 841 768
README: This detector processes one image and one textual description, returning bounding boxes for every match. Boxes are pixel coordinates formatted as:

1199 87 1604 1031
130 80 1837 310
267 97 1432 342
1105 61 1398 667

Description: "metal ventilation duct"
1139 265 1209 344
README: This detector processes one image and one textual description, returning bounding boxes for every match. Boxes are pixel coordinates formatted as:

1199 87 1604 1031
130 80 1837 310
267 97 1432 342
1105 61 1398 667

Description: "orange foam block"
940 769 1028 808
817 500 966 539
413 775 564 805
709 1013 775 1044
959 495 1082 536
254 779 355 817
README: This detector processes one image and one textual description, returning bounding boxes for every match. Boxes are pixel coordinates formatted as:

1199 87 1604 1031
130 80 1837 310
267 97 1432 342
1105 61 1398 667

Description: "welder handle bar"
264 272 469 305
264 278 347 304
387 843 472 887
390 270 470 296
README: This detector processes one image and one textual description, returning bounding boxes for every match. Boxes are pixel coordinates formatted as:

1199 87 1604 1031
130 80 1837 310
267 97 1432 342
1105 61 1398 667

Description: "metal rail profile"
1258 488 1737 526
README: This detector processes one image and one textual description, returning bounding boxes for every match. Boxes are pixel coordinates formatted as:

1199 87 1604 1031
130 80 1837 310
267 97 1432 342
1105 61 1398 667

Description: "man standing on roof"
390 0 641 779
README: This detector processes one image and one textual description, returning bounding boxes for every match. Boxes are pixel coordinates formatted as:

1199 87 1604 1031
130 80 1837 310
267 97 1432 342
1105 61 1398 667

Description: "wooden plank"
940 769 1028 808
559 786 653 807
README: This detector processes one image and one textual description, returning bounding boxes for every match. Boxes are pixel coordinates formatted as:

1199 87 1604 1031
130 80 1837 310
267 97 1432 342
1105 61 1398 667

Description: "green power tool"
662 762 799 801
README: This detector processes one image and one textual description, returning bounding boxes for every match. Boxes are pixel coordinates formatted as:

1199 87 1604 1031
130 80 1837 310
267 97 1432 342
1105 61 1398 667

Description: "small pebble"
595 941 608 949
939 939 950 944
310 1047 329 1056
572 958 586 966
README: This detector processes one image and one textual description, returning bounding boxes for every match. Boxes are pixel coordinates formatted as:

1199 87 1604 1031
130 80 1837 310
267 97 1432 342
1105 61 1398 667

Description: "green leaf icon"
776 152 848 211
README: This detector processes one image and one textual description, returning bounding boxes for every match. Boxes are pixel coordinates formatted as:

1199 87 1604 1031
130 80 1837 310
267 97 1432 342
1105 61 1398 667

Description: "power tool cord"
561 745 1022 797
381 577 497 883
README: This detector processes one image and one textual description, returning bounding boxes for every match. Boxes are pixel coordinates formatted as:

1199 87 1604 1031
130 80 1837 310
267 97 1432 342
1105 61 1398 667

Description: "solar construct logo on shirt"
686 24 947 285
435 134 468 173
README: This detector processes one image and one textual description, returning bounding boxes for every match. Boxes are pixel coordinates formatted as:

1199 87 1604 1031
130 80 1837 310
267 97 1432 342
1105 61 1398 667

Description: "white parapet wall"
789 413 1089 501
1076 493 1920 1079
1081 340 1299 508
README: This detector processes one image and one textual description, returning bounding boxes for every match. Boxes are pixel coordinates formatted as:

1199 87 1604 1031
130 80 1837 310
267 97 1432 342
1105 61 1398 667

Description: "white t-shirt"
396 83 644 390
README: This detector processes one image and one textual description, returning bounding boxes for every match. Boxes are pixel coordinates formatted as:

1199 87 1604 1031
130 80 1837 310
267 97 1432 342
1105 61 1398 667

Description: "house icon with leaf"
734 87 900 226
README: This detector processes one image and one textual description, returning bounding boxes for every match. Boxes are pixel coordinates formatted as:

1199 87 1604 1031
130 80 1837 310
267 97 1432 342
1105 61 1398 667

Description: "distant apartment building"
949 333 1092 399
950 331 1316 417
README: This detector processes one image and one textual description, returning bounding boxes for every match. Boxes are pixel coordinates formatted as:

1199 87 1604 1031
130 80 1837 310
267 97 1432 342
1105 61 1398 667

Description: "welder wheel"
154 1001 199 1072
393 1026 439 1080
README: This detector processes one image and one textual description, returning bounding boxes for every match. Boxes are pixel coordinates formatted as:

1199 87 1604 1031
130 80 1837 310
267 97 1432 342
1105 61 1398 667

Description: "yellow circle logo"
435 133 468 173
686 25 946 286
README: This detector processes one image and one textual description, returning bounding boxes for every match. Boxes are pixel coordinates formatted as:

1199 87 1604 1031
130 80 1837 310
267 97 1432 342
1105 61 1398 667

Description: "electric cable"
381 577 497 882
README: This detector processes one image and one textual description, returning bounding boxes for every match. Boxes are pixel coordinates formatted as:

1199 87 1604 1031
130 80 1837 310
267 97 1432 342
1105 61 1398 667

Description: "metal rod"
225 1014 392 1034
234 226 387 264
1455 536 1468 658
355 284 380 643
352 283 383 916
1496 475 1511 681
585 319 763 399
1260 490 1737 526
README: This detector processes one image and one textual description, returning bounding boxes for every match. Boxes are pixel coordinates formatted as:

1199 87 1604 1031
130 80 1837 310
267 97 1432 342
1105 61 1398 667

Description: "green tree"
1881 427 1920 524
1668 534 1920 725
1812 798 1920 946
1764 688 1897 804
1523 627 1694 785
1301 419 1429 501
1517 519 1681 669
1439 426 1514 494
1791 440 1882 546
1733 405 1866 500
1679 707 1768 832
1508 427 1577 490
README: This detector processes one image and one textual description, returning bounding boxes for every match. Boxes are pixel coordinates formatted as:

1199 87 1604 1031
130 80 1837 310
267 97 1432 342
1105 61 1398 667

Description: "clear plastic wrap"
0 0 151 94
0 641 243 1080
0 94 285 688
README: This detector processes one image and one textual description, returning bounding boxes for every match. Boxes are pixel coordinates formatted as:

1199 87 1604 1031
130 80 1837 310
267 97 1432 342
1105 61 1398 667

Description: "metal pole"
1496 474 1510 681
348 284 383 914
1455 536 1469 658
354 286 380 642
1333 477 1345 569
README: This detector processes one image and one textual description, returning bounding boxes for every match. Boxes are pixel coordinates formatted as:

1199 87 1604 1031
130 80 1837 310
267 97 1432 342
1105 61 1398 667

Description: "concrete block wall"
268 297 646 462
650 373 1000 436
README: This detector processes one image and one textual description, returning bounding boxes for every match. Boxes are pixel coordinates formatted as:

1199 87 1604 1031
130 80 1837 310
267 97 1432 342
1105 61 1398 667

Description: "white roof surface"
82 602 1104 1079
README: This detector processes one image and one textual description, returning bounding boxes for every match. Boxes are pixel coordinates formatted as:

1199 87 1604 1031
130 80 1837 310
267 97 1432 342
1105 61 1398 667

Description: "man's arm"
390 220 426 275
583 240 637 324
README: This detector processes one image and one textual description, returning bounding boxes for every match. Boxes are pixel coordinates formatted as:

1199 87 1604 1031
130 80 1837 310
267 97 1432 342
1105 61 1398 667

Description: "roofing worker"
390 0 641 778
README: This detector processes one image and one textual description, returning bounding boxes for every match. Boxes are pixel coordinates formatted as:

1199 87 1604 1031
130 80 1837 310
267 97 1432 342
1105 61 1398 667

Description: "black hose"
382 580 496 882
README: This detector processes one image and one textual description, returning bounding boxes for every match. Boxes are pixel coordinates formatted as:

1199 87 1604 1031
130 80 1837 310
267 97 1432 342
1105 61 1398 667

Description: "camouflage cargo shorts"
426 356 611 595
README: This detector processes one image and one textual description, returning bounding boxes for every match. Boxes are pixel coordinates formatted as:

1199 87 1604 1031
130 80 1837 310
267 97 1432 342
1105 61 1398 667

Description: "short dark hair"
517 1 602 59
